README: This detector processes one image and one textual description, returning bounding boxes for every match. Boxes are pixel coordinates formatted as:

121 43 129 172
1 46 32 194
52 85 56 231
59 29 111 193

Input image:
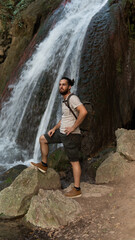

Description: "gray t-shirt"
60 94 82 134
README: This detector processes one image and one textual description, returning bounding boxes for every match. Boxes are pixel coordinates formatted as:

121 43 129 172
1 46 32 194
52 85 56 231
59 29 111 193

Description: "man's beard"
59 89 69 95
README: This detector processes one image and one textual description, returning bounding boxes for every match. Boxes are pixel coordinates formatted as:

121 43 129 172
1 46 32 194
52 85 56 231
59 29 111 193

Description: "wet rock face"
78 1 135 156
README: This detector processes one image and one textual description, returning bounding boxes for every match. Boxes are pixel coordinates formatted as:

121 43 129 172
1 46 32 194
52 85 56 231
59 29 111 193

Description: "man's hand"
47 120 61 137
48 128 55 137
64 126 75 135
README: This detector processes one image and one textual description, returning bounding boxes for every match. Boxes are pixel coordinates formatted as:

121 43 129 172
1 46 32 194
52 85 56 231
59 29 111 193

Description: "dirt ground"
1 162 135 240
40 161 135 240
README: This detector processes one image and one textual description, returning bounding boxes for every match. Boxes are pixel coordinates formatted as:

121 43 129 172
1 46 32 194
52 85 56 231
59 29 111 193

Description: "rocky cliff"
78 0 135 156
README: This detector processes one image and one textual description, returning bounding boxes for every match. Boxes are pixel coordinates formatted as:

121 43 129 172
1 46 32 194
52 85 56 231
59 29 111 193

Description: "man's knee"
39 135 48 144
70 161 80 166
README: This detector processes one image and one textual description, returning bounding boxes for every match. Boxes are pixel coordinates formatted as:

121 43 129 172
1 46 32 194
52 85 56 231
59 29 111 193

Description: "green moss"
0 0 35 30
129 23 135 38
0 213 4 217
125 0 135 39
13 0 35 16
4 177 12 184
48 148 70 172
0 0 62 30
133 59 135 66
116 57 122 74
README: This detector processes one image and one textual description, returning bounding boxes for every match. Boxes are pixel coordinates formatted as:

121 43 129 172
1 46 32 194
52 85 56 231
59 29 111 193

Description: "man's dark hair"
61 77 75 86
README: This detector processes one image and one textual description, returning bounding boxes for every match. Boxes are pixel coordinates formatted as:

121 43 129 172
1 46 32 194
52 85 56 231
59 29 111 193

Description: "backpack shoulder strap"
66 93 75 107
63 93 77 119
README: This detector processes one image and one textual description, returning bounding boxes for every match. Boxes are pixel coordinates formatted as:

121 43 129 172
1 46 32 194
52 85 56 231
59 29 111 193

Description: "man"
31 77 87 198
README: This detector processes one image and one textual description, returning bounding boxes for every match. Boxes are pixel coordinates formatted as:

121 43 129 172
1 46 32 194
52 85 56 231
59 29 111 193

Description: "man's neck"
63 91 71 100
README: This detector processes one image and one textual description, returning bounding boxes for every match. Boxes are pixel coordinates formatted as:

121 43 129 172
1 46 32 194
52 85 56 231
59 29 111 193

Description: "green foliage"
129 23 135 38
116 58 122 74
13 0 34 16
125 0 135 39
0 0 14 20
48 148 70 172
5 177 12 184
0 0 35 30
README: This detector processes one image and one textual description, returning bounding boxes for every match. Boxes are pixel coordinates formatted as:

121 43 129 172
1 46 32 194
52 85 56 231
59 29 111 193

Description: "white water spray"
0 0 108 171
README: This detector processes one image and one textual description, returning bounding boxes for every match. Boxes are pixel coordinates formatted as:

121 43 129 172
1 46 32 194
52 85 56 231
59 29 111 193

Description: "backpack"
63 93 94 131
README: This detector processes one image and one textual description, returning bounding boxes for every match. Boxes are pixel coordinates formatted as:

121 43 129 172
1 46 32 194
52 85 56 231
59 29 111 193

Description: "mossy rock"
0 164 27 191
48 148 70 172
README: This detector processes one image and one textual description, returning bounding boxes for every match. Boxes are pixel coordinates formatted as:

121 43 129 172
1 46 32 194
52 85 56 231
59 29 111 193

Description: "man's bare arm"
64 104 88 135
48 120 61 137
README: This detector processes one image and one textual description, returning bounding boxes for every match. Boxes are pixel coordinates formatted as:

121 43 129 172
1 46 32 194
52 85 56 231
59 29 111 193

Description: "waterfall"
0 0 108 172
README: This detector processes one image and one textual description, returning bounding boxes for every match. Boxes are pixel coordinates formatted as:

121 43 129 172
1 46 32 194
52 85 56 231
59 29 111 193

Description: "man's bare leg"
30 135 48 173
64 161 81 198
70 161 81 188
39 135 48 163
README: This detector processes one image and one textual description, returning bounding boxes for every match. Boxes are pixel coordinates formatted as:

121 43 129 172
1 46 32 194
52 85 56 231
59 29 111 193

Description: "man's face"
59 79 71 95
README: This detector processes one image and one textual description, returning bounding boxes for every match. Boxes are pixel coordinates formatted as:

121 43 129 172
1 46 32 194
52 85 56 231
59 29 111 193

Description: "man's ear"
69 85 71 90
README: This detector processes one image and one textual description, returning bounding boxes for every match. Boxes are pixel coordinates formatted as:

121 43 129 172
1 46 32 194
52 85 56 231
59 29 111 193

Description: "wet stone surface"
0 219 51 240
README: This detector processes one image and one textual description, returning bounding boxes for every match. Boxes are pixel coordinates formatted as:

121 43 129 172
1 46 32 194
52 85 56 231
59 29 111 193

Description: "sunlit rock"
25 189 81 229
0 167 61 218
96 152 130 184
116 128 135 161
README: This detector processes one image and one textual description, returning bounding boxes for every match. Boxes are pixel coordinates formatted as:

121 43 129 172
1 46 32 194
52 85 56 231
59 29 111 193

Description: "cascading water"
0 0 108 173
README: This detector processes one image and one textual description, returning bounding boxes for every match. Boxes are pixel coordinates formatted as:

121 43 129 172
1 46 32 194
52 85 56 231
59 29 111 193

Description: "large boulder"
0 167 61 218
25 189 81 229
116 128 135 161
96 152 130 184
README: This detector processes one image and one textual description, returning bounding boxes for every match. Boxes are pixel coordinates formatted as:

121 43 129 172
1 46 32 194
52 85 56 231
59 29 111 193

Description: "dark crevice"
130 109 135 129
123 109 135 130
109 0 118 7
32 15 42 36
